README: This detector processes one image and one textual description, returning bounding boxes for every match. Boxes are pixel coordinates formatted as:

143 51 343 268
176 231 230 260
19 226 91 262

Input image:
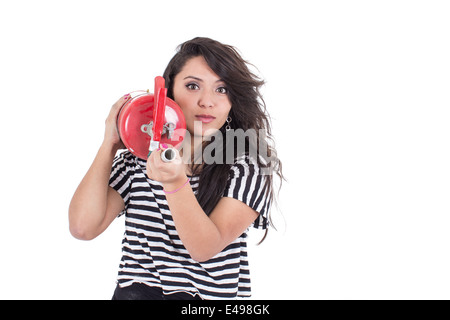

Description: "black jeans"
112 283 202 300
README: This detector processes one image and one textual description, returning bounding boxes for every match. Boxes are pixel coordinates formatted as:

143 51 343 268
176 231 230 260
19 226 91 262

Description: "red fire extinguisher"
117 76 186 160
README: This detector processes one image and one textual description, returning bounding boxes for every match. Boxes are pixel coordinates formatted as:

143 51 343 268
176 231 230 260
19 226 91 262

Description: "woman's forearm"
69 142 119 239
164 178 222 262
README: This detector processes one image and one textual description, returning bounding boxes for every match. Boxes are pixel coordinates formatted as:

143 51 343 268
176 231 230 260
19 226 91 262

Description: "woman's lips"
195 114 216 124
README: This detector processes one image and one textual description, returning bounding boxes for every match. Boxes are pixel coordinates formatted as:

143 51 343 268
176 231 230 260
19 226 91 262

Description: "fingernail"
161 143 168 149
124 94 130 100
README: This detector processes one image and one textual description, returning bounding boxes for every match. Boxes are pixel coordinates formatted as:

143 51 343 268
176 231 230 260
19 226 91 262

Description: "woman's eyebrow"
183 76 224 83
184 76 203 82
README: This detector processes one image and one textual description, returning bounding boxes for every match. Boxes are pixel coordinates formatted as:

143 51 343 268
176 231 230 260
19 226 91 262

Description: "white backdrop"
1 0 449 300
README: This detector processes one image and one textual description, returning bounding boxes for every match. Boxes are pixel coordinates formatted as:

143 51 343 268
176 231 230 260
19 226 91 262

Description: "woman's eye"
217 87 228 94
186 83 199 90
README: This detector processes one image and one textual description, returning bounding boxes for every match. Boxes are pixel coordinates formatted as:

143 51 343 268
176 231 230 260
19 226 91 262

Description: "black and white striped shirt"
109 151 270 299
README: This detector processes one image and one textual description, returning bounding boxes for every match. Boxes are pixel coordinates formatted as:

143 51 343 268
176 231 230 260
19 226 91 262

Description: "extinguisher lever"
149 76 167 153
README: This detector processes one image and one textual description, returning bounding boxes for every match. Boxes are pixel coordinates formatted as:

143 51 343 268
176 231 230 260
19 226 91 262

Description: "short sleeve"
109 151 133 212
223 156 272 229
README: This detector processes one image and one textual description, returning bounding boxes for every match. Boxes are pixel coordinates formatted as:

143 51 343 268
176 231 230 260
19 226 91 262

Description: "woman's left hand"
146 144 187 186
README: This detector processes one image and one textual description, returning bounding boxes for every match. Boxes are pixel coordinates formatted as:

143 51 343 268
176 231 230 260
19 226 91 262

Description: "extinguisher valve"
141 121 175 139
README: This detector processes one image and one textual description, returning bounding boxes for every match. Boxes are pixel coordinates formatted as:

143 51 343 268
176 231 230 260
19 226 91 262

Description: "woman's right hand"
103 94 129 150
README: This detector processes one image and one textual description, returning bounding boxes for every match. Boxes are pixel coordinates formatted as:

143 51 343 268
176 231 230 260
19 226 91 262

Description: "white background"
1 0 449 299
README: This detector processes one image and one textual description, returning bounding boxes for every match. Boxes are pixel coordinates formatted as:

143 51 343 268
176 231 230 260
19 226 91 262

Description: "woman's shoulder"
230 153 269 171
112 150 148 174
114 150 143 164
227 154 271 180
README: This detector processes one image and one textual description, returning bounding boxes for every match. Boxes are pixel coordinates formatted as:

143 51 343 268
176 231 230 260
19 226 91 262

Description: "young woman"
69 37 282 300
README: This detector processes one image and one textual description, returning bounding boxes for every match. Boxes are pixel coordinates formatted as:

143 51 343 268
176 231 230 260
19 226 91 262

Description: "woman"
69 37 282 300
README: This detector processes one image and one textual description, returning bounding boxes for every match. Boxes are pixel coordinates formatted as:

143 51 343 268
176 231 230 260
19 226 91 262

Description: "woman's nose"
198 90 215 108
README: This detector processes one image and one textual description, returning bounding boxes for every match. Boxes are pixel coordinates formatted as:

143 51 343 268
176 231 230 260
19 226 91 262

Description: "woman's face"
173 56 232 137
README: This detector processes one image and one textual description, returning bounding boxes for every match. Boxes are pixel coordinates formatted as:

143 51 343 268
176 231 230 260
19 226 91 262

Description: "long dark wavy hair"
163 37 283 241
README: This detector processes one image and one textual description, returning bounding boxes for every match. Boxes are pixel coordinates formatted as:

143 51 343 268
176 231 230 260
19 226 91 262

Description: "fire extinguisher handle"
151 76 167 147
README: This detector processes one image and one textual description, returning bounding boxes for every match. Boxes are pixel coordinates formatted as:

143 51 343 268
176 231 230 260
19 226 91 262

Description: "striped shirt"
109 151 270 299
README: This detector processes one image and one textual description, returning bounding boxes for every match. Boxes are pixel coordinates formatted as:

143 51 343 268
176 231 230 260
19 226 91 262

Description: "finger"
160 143 174 150
114 94 129 106
114 93 131 108
146 155 155 179
109 96 127 118
148 147 162 168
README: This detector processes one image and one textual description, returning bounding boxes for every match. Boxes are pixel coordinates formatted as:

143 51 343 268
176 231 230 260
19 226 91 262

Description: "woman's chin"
188 126 222 139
